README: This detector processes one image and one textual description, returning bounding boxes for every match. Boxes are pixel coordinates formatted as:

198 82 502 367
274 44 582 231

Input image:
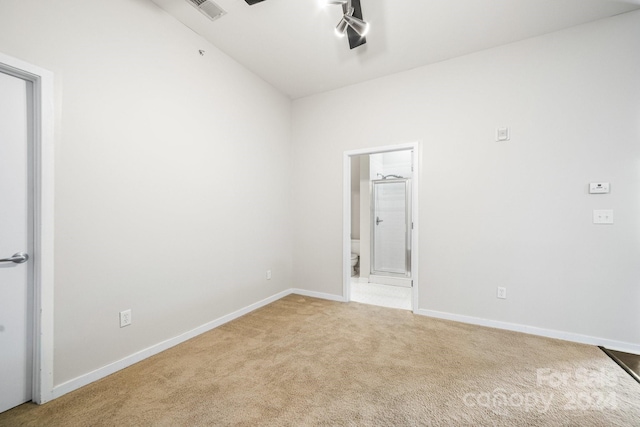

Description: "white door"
0 70 33 413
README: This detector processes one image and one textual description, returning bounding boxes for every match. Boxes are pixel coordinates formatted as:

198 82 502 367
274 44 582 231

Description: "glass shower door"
371 179 411 276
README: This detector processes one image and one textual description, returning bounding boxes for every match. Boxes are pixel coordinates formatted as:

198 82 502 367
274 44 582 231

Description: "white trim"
52 289 293 399
344 142 418 157
52 288 344 398
416 309 640 355
0 52 55 405
410 144 420 312
44 287 640 401
342 141 420 312
290 288 346 302
343 154 352 301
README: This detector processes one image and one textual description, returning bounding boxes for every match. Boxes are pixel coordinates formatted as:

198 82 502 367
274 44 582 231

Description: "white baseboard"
289 288 347 302
51 289 293 399
48 289 639 402
416 308 640 355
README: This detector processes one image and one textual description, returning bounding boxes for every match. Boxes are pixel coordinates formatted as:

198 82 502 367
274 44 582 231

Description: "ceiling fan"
243 0 368 49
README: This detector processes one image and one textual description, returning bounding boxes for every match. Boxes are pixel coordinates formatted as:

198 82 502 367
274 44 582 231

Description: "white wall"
0 0 292 385
292 11 640 347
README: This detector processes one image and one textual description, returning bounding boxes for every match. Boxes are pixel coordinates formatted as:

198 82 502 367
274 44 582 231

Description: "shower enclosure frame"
342 141 420 312
370 178 412 279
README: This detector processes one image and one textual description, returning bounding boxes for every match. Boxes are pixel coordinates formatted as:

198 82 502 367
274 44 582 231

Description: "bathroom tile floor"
350 278 412 311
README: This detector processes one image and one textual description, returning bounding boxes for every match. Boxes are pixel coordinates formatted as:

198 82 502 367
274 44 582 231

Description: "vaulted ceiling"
150 0 640 99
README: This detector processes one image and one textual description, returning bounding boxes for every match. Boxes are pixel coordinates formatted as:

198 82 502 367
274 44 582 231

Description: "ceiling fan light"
343 14 369 36
335 17 348 37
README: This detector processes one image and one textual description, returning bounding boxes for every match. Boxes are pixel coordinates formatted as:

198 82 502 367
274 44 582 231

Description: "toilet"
350 240 360 276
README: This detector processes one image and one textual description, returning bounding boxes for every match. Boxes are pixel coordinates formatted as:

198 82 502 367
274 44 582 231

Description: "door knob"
0 252 29 264
376 216 384 226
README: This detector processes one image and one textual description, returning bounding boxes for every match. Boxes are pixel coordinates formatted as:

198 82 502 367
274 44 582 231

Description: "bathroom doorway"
343 143 419 311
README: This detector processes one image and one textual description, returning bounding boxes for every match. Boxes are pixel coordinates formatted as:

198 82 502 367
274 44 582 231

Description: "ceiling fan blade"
347 0 366 49
244 0 266 4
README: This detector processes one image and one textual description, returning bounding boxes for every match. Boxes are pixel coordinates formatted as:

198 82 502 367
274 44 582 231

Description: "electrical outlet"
266 270 272 280
119 309 132 328
497 287 507 299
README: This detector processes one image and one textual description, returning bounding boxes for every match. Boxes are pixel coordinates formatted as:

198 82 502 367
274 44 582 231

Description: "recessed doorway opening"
343 142 419 312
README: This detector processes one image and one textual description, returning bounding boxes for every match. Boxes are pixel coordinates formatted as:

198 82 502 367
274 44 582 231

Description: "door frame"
342 141 420 312
0 52 55 405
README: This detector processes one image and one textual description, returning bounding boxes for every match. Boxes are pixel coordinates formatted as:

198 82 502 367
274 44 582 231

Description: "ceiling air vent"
186 0 226 21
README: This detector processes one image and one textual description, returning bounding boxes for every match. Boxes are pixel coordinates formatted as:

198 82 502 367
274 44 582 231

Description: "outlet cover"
497 287 507 299
120 309 132 328
266 270 272 280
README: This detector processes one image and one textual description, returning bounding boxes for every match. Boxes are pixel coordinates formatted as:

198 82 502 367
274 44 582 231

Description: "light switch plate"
593 210 613 224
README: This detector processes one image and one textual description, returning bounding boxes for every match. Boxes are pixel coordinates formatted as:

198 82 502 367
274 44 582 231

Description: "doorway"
343 142 419 311
0 52 54 408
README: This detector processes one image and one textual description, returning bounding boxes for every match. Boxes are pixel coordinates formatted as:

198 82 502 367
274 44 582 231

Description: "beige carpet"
1 295 639 426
